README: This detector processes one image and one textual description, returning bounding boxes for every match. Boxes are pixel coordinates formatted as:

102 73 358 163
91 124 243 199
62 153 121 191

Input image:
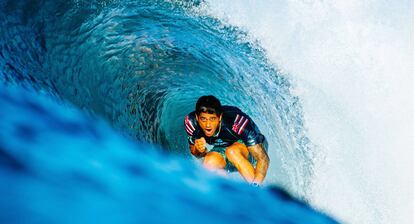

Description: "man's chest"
204 132 238 147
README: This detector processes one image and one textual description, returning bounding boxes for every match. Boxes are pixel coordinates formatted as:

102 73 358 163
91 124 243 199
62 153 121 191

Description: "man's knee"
203 152 226 169
225 147 238 159
225 142 248 161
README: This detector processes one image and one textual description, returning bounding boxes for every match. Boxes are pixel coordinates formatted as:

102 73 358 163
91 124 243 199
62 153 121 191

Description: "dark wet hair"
195 95 222 115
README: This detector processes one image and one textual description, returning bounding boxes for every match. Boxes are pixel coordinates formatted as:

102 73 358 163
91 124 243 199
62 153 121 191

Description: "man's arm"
247 144 269 184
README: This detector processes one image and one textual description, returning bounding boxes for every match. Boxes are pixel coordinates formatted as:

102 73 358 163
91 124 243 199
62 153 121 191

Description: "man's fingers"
197 142 205 149
193 138 207 154
200 137 206 143
195 138 206 146
195 140 205 152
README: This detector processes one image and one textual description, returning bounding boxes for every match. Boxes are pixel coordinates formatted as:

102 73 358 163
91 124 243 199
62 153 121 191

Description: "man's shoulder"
221 106 252 135
221 106 248 120
184 111 198 136
185 111 197 120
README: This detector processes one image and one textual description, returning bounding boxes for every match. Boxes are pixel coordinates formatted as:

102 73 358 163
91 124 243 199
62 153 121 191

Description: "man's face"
196 112 221 137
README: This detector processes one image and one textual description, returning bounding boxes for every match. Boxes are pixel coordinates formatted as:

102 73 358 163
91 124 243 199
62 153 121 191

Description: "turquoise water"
0 0 346 223
12 0 414 223
1 0 313 195
4 0 413 223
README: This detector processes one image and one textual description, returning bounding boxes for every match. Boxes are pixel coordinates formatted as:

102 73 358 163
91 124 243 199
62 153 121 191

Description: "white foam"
201 0 414 223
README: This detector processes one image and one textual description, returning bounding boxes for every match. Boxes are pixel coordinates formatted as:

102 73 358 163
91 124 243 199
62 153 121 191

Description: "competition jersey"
184 106 266 148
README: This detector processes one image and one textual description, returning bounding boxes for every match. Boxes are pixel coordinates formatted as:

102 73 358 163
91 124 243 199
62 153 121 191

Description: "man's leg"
203 151 226 171
225 142 255 183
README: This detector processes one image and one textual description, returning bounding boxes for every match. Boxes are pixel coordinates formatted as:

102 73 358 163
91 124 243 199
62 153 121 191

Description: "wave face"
0 85 338 223
201 0 414 223
0 0 314 198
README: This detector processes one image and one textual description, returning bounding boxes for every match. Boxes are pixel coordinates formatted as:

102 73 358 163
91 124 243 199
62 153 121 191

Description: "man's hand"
194 137 207 154
248 144 269 184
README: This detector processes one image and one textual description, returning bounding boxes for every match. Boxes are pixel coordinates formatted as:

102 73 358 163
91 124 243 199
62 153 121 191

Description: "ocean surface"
1 0 412 223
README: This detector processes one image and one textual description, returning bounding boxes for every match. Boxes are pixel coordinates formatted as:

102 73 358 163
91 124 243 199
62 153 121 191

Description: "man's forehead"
199 112 219 118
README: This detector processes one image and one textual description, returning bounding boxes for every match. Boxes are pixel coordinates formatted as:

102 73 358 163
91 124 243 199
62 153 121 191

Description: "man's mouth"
205 128 213 135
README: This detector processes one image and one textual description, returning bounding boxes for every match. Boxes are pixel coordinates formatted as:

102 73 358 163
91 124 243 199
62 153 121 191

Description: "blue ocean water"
0 0 335 223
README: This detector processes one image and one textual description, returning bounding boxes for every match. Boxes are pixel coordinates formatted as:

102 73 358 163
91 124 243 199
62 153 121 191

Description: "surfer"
184 95 269 184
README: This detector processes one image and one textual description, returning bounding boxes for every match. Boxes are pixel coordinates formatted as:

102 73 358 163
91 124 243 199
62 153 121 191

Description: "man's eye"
201 118 206 121
210 118 216 121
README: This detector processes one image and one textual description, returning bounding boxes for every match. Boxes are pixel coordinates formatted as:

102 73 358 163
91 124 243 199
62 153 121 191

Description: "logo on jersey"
214 139 227 147
232 114 249 135
184 116 195 135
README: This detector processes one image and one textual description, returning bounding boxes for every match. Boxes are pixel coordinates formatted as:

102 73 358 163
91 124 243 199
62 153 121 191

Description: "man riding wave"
184 95 269 184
